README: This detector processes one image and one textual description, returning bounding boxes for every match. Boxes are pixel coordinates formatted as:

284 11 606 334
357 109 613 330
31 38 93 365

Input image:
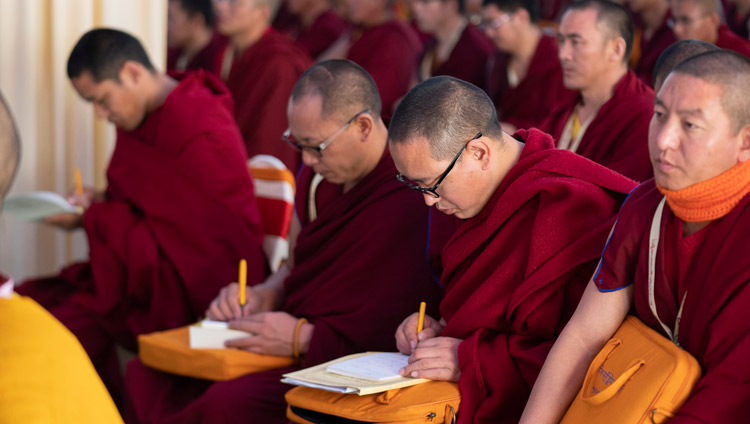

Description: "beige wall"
0 0 167 282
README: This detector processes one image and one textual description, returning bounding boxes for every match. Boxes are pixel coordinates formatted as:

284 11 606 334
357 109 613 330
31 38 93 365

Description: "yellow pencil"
238 259 247 307
416 301 426 333
74 168 83 196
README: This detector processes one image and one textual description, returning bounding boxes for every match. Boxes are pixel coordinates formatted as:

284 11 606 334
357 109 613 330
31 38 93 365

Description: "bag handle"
579 336 645 406
582 359 645 406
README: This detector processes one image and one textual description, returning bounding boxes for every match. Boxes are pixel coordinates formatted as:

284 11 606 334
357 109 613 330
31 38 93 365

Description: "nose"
558 39 571 63
93 103 109 120
301 149 320 167
653 117 679 153
423 193 439 207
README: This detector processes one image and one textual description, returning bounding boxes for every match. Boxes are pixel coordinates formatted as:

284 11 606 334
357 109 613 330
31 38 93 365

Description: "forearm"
519 330 599 423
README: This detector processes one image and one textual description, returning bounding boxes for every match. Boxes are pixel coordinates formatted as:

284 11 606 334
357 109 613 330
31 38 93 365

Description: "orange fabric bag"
561 316 701 423
286 382 460 424
138 326 295 381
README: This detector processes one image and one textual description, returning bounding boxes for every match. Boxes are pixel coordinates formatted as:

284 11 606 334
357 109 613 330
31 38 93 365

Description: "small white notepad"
3 191 79 221
188 319 253 349
326 352 410 382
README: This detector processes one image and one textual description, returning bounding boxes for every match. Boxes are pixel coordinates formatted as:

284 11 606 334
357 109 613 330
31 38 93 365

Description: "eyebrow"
558 32 583 40
654 97 705 117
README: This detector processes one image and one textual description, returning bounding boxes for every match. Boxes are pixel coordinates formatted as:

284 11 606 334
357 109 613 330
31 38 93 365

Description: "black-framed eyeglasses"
396 132 482 198
282 109 371 158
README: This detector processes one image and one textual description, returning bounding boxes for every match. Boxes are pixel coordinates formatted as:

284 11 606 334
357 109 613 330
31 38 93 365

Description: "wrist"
296 322 314 356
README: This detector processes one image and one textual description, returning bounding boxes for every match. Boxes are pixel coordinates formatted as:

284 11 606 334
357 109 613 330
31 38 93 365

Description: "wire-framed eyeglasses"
396 132 482 198
282 109 371 158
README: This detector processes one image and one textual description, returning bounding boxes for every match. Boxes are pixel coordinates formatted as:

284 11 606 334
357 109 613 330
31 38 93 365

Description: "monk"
16 28 267 406
410 0 494 89
652 38 718 90
323 0 422 117
622 0 676 86
540 0 654 182
726 0 750 38
214 0 312 172
522 49 750 424
482 0 576 131
285 0 348 59
0 92 123 424
125 60 448 424
670 0 750 57
389 76 636 424
166 0 227 73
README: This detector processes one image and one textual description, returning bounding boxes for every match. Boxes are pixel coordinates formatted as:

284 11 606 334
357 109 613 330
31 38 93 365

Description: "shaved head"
652 39 719 91
291 59 381 121
672 50 750 134
482 0 540 22
672 0 721 14
0 92 21 201
67 28 155 83
565 0 635 62
388 76 503 160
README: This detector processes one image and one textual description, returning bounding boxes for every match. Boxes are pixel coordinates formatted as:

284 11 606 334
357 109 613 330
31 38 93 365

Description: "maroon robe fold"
220 30 312 172
715 24 750 58
486 34 577 130
293 9 348 59
166 31 227 74
596 180 750 422
419 24 494 89
633 14 676 86
17 71 267 403
540 70 654 182
125 147 451 424
347 20 421 118
439 129 636 424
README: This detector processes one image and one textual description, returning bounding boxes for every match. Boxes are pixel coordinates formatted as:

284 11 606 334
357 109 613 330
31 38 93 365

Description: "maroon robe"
596 180 750 422
292 9 348 59
220 30 312 172
540 70 654 182
166 31 227 74
438 129 636 423
419 24 494 89
125 147 451 424
17 71 267 404
539 0 570 22
347 20 421 118
715 24 750 58
487 34 577 130
633 14 676 87
726 2 750 39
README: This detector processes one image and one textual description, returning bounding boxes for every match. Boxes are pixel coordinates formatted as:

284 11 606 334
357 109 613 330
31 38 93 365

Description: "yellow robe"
0 294 122 423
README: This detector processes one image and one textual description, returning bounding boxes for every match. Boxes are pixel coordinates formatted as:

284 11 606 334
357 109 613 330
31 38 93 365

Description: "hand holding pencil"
394 302 445 355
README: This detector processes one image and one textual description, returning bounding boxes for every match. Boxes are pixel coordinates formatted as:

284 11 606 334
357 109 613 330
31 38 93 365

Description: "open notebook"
3 191 79 221
281 352 428 396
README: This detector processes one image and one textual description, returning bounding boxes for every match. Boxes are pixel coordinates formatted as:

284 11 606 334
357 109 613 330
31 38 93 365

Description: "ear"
514 7 530 26
466 137 492 170
737 124 750 162
356 113 374 142
258 5 272 24
708 12 720 30
119 61 145 85
609 36 627 63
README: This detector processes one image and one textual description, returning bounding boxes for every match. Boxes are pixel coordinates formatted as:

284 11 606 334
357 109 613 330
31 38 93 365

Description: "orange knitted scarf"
656 160 750 222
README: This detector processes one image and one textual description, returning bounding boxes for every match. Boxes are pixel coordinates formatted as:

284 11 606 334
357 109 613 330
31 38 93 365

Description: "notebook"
326 352 409 382
3 191 79 221
281 352 428 395
188 319 254 349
